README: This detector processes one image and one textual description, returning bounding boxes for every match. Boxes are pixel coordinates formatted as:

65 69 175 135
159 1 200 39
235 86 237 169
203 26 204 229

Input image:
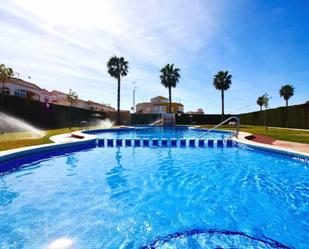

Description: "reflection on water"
106 148 128 193
65 154 79 176
0 177 19 207
66 154 79 170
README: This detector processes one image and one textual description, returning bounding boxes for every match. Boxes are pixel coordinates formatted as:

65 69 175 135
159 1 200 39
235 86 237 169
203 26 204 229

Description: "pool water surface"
0 128 308 248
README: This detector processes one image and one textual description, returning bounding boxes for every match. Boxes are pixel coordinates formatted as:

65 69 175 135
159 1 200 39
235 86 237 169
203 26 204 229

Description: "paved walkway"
244 134 309 154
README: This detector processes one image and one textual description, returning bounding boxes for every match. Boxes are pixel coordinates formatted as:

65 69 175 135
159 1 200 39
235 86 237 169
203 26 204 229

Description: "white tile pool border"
0 128 308 164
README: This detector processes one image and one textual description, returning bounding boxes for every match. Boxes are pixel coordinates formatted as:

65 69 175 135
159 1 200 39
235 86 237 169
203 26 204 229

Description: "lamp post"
132 82 137 113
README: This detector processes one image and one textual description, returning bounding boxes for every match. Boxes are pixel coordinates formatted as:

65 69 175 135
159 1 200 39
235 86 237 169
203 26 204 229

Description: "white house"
2 77 116 112
2 77 44 102
101 103 116 112
136 96 184 114
50 90 70 106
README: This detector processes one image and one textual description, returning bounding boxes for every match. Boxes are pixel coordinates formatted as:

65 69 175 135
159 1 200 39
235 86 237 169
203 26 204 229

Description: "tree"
279 84 294 107
0 64 13 110
256 96 264 111
67 89 78 129
107 56 129 125
261 93 270 130
159 63 181 113
213 71 232 121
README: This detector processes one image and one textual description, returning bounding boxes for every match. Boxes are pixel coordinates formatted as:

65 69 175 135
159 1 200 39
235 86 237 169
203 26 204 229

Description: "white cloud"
0 0 226 111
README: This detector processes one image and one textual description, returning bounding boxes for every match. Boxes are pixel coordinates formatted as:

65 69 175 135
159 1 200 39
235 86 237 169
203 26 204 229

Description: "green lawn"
199 125 309 144
0 125 308 152
0 128 80 151
239 125 309 144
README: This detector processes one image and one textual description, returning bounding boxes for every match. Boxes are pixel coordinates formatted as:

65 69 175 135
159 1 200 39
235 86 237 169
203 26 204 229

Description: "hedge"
131 113 235 125
1 95 130 131
239 103 309 129
131 114 162 125
175 114 235 125
2 95 308 130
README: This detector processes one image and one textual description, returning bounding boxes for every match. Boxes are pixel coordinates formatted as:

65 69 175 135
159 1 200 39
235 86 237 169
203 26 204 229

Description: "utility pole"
132 82 137 112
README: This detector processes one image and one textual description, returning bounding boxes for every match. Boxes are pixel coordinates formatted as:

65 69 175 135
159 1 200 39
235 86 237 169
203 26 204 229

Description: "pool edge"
233 131 309 160
1 128 308 164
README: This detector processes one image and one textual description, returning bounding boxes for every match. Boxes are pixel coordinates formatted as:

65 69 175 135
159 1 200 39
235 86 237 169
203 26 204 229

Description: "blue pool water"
0 128 308 248
89 126 229 140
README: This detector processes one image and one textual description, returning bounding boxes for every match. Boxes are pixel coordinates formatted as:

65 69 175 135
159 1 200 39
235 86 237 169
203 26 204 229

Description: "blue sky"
0 0 308 113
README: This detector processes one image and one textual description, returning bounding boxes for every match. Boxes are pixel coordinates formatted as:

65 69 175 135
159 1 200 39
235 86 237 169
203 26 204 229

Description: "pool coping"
0 131 97 162
0 127 308 163
233 131 309 160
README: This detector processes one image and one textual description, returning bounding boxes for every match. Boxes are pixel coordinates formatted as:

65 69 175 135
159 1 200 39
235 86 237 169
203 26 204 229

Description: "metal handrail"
150 119 162 126
198 116 240 138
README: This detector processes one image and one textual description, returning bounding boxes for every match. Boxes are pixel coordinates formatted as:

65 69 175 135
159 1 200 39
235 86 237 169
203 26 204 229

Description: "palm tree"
67 89 78 129
261 93 270 130
0 64 13 110
279 84 294 107
213 71 232 121
159 64 181 113
107 56 129 125
256 96 264 111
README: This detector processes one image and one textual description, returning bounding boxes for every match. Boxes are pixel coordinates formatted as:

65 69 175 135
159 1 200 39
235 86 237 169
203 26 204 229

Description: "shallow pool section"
0 144 308 248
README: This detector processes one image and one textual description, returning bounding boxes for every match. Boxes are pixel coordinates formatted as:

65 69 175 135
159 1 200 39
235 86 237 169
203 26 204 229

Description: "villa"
187 108 205 114
136 96 184 114
2 77 115 112
1 77 49 102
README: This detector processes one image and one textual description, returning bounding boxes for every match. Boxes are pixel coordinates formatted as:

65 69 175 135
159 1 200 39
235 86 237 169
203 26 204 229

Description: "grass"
239 125 309 144
0 125 308 152
0 127 80 151
198 125 309 144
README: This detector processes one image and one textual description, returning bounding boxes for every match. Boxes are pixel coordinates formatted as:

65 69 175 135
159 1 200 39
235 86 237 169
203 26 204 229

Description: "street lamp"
132 82 137 112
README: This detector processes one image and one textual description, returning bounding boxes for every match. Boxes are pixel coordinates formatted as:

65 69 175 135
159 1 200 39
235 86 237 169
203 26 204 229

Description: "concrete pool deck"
235 131 309 157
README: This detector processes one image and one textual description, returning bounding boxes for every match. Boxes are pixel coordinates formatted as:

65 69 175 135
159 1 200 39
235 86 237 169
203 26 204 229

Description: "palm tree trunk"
168 87 172 113
1 79 5 112
260 106 262 111
264 108 268 130
117 75 121 125
69 103 72 129
285 99 288 127
1 80 4 111
221 90 224 121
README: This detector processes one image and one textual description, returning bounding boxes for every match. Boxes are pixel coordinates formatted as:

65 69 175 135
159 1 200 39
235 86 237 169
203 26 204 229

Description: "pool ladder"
198 116 240 139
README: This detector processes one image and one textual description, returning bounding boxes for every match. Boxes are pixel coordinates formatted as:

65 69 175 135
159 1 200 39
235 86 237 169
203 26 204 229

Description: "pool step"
97 138 235 148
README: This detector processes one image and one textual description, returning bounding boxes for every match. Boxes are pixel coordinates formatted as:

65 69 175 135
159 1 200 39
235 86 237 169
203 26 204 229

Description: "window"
14 90 27 98
0 87 10 95
32 95 40 101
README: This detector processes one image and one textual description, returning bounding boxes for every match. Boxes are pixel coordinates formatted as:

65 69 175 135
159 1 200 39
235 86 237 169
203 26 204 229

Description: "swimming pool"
0 127 308 248
87 126 230 140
